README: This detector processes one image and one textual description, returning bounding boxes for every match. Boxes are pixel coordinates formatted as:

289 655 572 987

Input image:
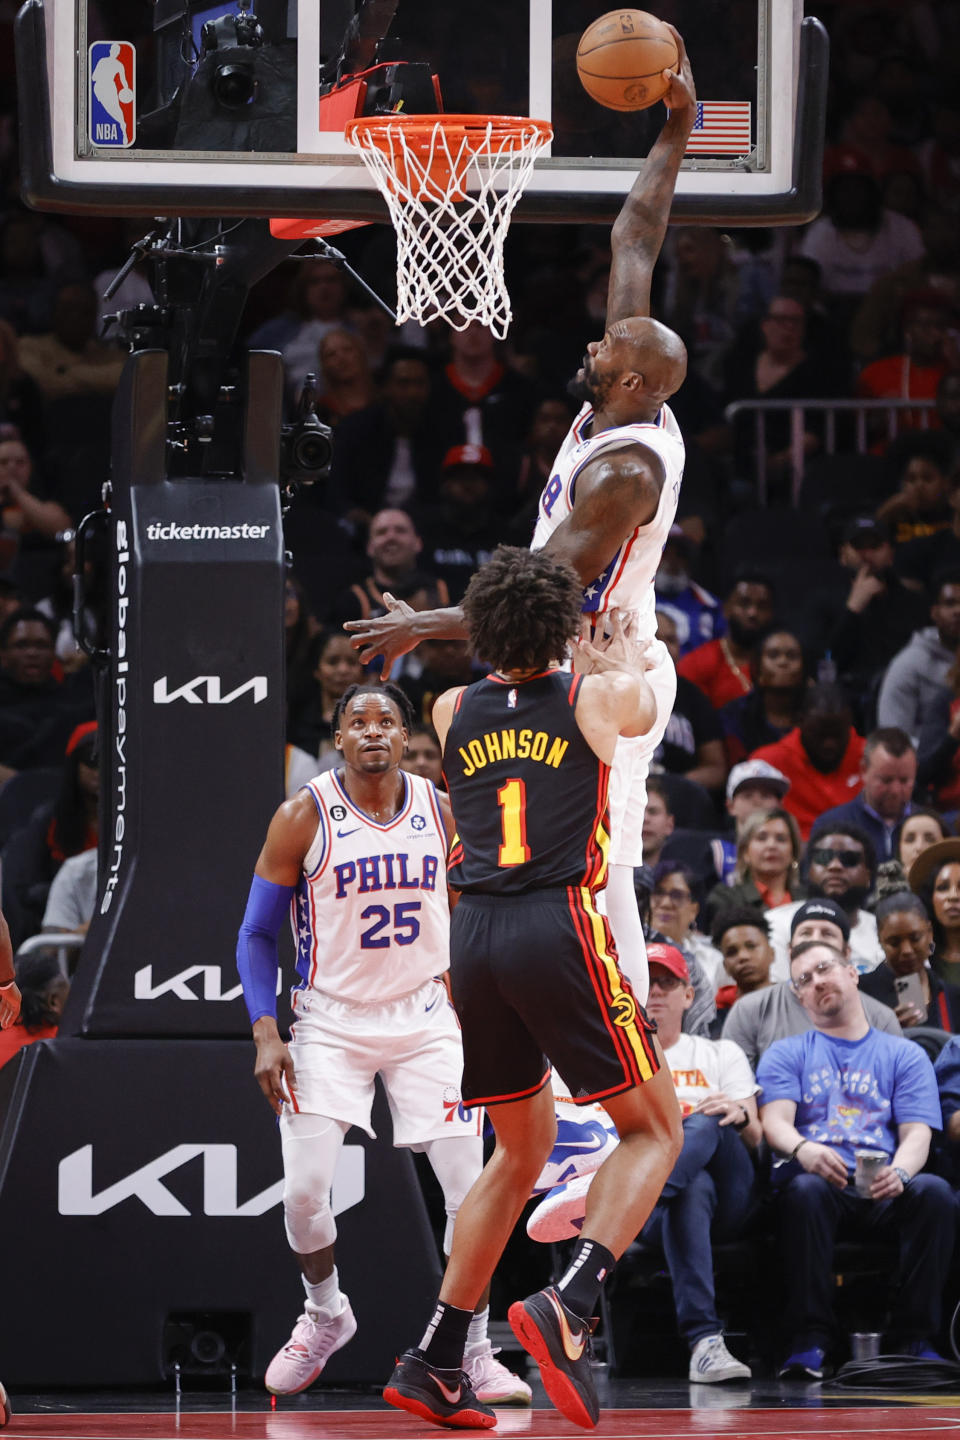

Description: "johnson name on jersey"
292 769 449 1004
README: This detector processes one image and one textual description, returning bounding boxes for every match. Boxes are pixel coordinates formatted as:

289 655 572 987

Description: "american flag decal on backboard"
685 101 752 155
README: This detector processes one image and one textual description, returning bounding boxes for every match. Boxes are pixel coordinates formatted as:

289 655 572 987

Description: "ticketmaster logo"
146 522 271 540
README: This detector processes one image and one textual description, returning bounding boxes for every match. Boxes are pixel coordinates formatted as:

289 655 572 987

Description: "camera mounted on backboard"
201 1 264 55
201 1 265 111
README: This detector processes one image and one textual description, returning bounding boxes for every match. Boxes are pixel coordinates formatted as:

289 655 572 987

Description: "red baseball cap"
442 444 495 472
646 942 690 983
66 720 97 756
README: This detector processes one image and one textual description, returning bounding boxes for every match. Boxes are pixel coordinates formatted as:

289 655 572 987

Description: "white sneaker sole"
689 1367 752 1384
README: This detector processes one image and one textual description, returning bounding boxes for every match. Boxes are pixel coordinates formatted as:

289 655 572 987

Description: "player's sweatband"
236 874 295 1025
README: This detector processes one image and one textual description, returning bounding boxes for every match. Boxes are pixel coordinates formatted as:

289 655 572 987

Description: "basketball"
118 88 134 103
576 10 679 112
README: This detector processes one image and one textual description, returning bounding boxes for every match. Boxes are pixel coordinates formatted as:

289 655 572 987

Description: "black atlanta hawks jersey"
444 670 611 895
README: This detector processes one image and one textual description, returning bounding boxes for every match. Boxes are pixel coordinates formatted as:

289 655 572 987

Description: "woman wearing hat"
909 837 960 984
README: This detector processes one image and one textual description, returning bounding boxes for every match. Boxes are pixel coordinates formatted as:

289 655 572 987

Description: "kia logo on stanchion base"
153 676 268 704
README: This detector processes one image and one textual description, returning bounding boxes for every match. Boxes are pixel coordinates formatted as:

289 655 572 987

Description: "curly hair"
461 545 583 673
332 681 415 734
711 904 771 949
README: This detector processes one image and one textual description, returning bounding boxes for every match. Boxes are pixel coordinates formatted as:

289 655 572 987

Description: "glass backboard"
17 0 827 224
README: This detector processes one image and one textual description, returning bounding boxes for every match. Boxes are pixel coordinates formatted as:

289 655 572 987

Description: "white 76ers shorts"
284 977 484 1146
608 636 677 868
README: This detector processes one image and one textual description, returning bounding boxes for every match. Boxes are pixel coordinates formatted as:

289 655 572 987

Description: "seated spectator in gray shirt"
41 848 97 933
723 898 901 1068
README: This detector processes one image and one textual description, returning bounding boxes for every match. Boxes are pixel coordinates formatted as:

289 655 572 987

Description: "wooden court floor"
7 1386 960 1440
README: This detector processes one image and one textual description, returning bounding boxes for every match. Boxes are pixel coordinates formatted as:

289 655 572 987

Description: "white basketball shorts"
284 977 484 1146
608 637 677 868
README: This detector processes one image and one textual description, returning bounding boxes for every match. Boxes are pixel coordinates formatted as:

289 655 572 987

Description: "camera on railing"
280 374 333 485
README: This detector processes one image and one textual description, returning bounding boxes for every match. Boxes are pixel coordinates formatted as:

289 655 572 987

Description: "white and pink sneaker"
264 1300 357 1395
526 1171 595 1243
464 1340 533 1406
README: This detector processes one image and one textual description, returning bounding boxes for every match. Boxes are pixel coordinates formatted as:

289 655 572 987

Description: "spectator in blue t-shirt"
757 939 955 1379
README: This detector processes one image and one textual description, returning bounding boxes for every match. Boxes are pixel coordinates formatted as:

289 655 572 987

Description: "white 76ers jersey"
292 769 450 1004
531 402 685 642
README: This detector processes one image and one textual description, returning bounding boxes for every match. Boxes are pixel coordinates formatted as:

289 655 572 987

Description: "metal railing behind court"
723 397 938 505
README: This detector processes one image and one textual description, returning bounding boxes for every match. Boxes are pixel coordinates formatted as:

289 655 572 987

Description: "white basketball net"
345 115 553 340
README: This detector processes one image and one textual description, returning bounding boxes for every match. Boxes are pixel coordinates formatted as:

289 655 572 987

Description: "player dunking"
236 683 528 1404
383 547 682 1431
345 29 697 1010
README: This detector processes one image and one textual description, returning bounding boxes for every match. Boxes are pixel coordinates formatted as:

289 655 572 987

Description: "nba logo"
89 42 136 148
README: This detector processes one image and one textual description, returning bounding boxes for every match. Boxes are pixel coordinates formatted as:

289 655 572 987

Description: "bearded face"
567 349 615 409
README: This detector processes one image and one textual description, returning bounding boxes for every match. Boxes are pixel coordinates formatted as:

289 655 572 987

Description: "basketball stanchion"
344 113 553 338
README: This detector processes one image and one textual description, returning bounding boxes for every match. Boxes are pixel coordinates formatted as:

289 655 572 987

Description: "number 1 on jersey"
497 778 531 866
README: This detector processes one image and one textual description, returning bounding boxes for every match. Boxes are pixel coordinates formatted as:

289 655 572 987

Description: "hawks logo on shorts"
611 990 637 1027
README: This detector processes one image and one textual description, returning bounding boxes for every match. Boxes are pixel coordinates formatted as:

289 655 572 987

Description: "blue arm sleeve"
236 874 295 1026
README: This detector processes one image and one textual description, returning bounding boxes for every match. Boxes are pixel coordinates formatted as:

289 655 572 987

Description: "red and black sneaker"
384 1349 497 1429
508 1286 599 1429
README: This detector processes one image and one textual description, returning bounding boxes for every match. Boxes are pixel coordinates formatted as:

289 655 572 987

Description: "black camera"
280 374 334 483
200 3 264 54
201 3 264 110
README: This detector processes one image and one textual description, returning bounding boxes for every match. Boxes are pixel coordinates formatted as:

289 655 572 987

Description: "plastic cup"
854 1148 887 1198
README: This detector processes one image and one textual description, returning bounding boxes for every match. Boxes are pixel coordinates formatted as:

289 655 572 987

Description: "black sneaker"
508 1286 599 1429
384 1349 497 1429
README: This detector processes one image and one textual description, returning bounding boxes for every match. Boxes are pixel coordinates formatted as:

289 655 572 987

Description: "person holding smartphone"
859 891 960 1032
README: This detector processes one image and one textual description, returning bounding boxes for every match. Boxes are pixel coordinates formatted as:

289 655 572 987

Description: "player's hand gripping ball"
576 9 679 111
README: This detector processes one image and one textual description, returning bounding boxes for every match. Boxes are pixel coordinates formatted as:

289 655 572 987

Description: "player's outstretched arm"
344 592 468 680
575 667 657 764
607 26 697 325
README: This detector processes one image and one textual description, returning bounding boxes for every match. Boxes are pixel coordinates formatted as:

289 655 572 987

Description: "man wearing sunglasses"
757 939 954 1379
766 830 884 981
